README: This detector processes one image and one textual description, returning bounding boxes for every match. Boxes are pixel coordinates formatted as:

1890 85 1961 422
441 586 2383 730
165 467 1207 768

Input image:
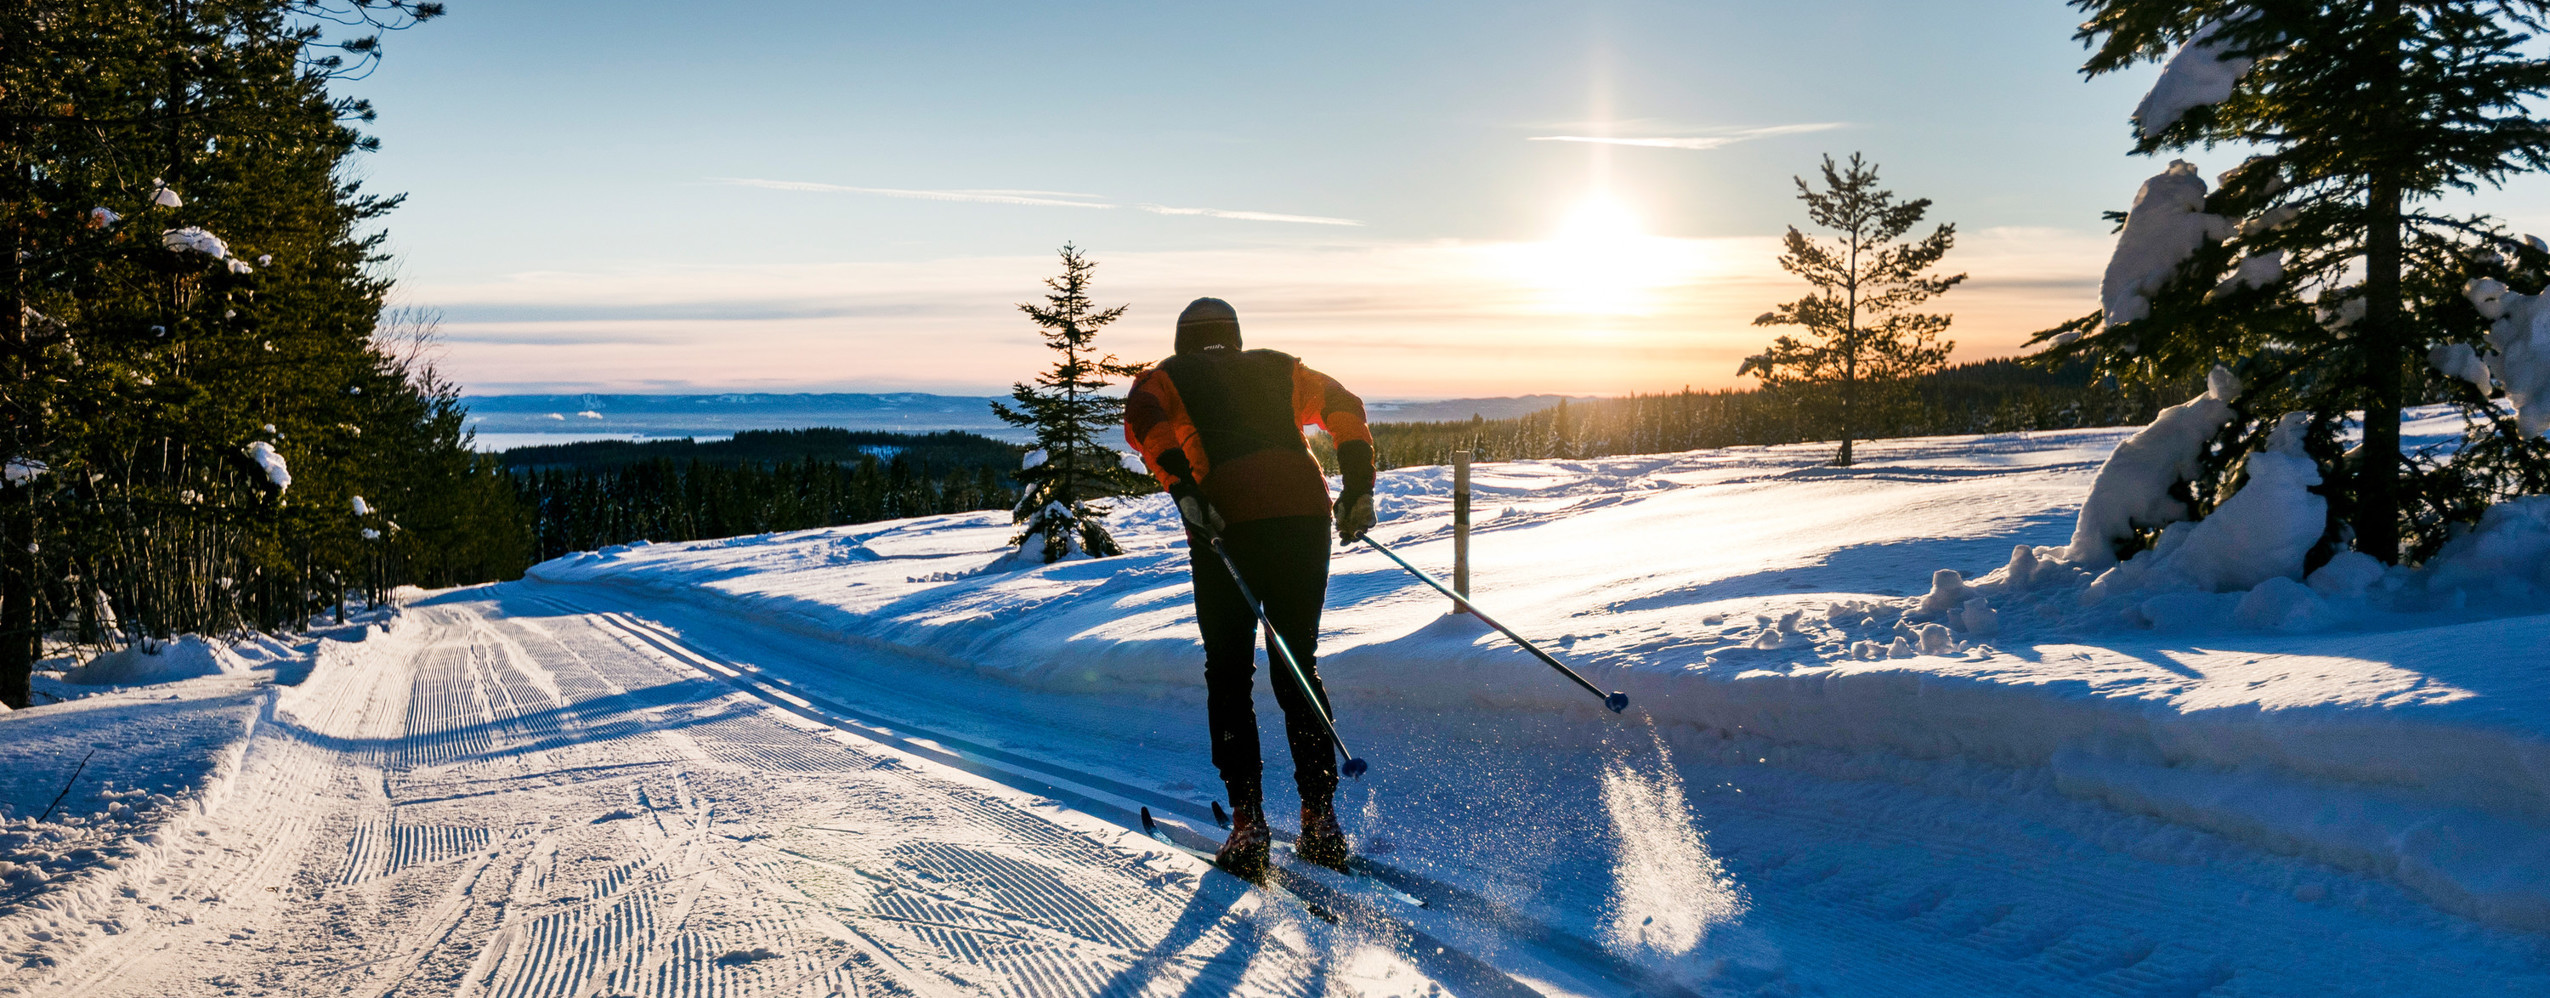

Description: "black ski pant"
1188 515 1337 811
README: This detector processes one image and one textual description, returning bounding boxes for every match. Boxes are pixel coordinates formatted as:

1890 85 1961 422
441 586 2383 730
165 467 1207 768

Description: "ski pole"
1205 535 1370 778
1360 535 1629 713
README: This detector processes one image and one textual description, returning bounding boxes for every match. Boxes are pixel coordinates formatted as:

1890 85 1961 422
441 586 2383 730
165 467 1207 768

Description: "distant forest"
509 359 2190 563
1350 358 2200 469
507 429 1027 562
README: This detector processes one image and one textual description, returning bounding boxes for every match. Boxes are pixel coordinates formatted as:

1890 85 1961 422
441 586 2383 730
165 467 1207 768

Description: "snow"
3 457 45 486
63 636 251 686
242 441 289 491
2089 410 2325 597
17 422 2550 994
2133 16 2259 140
2208 249 2282 299
1021 446 1048 470
86 207 118 229
158 226 228 259
349 495 370 516
2469 276 2550 436
2100 161 2234 326
2060 365 2237 567
575 409 604 419
149 181 181 208
2431 341 2495 394
1119 448 1148 474
515 417 2550 955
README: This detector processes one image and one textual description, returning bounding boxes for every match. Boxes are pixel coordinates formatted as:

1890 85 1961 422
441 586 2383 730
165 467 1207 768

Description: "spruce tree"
1741 154 1965 466
991 245 1153 563
2058 1 2550 564
0 0 482 706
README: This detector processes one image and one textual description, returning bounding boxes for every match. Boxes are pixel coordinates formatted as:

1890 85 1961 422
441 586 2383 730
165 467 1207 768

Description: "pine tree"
2058 1 2550 564
0 0 478 706
1741 154 1965 466
991 245 1153 563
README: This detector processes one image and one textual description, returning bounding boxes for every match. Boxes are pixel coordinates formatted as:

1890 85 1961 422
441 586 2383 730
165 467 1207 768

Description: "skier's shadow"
1096 871 1317 998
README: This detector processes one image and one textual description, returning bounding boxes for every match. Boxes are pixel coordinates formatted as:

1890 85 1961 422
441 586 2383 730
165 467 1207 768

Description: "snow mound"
2422 496 2550 598
2062 365 2238 567
2133 17 2260 140
4 457 46 486
2101 161 2235 327
65 636 251 686
2091 410 2325 598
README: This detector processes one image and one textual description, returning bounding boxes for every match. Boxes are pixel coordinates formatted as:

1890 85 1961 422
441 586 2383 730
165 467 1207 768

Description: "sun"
1531 193 1684 316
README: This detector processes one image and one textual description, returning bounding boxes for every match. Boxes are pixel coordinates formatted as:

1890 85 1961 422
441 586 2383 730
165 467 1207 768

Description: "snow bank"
2422 496 2550 598
0 610 409 974
2061 365 2238 567
2101 162 2234 326
64 636 251 686
2133 16 2261 140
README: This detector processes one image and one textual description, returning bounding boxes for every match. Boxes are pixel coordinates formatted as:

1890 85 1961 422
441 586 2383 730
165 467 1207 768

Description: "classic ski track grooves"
16 594 1478 998
523 590 1671 998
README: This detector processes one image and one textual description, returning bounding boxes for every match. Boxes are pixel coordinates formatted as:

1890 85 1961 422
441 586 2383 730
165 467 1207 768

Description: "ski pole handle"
1361 535 1628 714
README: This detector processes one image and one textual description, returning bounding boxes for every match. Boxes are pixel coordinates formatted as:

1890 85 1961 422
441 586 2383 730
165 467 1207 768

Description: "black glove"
1172 484 1225 537
1334 488 1374 543
1156 448 1223 537
1333 439 1377 542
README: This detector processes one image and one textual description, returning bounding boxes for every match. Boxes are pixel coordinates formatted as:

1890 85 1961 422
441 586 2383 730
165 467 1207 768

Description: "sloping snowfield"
7 424 2549 995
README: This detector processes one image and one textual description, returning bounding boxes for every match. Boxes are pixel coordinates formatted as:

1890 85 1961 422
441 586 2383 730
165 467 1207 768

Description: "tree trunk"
1 504 33 709
2358 176 2404 562
2355 3 2407 563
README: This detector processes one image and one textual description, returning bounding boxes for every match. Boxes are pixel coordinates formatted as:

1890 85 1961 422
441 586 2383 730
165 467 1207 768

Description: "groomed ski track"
15 589 1493 998
15 569 2545 996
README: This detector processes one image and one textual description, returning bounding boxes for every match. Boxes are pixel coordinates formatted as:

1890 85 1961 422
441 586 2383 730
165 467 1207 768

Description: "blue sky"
340 1 2550 397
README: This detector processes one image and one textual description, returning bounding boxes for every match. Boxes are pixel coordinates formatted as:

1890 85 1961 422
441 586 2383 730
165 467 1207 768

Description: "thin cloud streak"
1527 122 1848 151
1135 204 1363 226
719 178 1362 226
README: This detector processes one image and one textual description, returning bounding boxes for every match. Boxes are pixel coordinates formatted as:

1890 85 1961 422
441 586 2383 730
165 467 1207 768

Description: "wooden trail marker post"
1452 450 1471 613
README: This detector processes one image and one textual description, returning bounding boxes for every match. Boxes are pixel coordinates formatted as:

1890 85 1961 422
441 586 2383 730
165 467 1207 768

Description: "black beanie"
1174 297 1242 353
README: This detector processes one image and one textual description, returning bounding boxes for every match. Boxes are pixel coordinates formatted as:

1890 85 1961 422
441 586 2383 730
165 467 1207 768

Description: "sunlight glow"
1514 193 1707 317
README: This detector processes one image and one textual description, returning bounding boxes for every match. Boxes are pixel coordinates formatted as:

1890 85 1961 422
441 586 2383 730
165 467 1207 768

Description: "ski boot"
1214 802 1271 882
1296 797 1351 872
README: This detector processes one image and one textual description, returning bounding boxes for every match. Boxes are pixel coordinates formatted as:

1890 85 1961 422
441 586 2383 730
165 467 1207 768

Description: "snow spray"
1598 716 1746 957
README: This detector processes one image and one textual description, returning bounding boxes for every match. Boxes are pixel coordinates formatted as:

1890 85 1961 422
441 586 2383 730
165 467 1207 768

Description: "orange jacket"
1124 348 1374 525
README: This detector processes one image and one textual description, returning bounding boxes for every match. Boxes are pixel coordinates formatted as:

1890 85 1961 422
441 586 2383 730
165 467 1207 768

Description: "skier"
1124 297 1378 880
